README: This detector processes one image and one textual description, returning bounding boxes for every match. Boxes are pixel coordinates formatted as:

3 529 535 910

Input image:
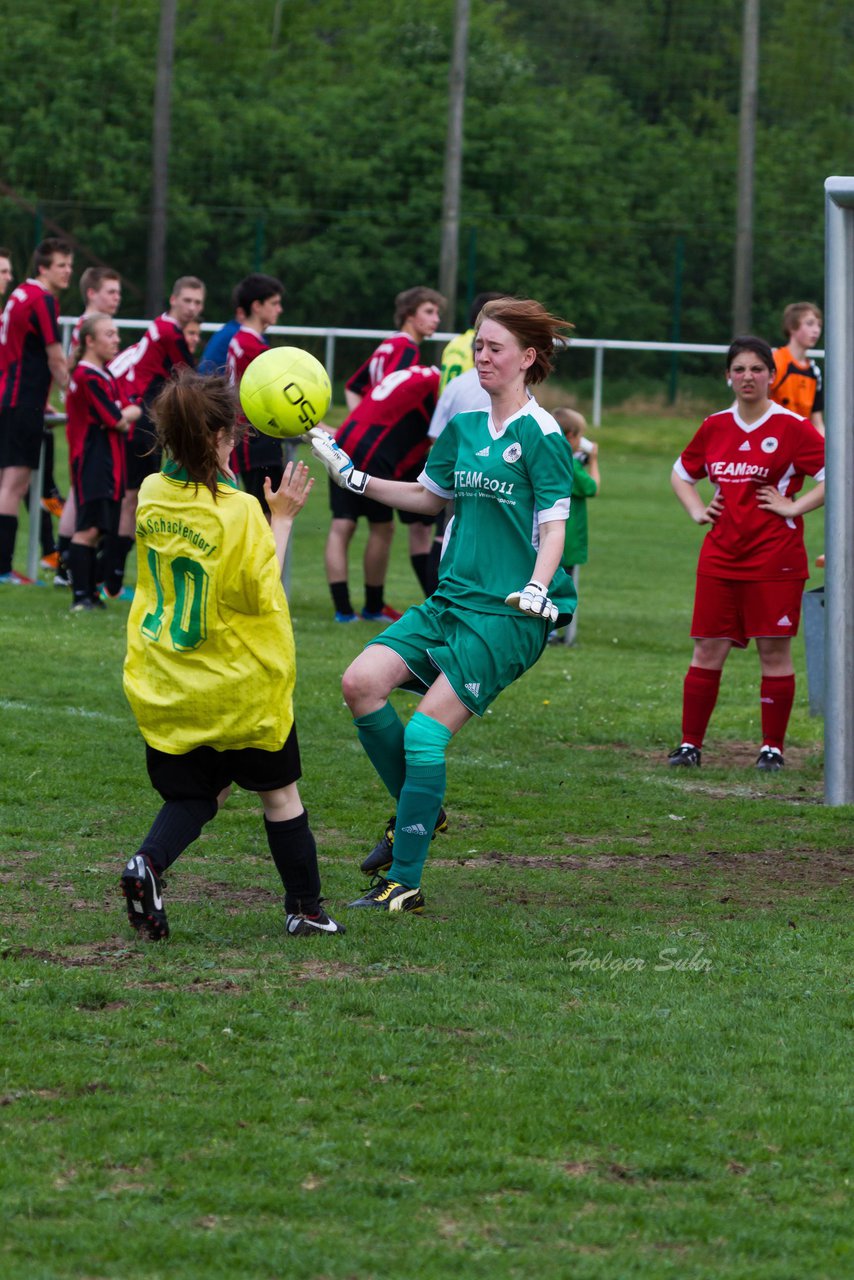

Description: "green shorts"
367 595 550 717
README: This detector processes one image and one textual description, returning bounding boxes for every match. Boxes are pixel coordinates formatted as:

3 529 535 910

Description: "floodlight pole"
823 177 854 805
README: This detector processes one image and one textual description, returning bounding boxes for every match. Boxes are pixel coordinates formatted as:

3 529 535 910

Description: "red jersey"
336 365 440 480
345 332 420 398
0 280 61 409
66 361 127 501
674 403 825 581
226 326 282 473
109 313 192 408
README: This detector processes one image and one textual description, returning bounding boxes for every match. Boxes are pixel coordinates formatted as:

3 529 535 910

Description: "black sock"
0 514 18 574
58 534 71 563
265 810 322 915
330 581 354 615
410 552 436 596
104 534 134 596
138 799 217 874
68 543 95 602
364 584 384 614
40 509 55 556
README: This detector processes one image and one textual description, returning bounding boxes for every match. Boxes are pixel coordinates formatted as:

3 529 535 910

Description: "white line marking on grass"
0 698 126 724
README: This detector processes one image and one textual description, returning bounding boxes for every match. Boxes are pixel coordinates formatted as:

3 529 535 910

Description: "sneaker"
285 907 346 936
668 743 701 767
40 496 65 518
0 570 36 585
53 566 72 588
100 584 135 603
120 854 169 940
70 596 106 613
347 877 425 913
360 603 403 622
360 807 448 875
334 610 358 623
756 746 784 772
40 551 60 571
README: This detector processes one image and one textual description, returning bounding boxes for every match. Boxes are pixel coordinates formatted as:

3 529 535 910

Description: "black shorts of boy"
75 497 120 539
126 412 162 490
146 722 302 803
0 406 45 469
328 478 433 527
242 462 284 505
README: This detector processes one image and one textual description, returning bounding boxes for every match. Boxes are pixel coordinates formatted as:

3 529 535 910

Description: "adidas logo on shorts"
777 614 792 627
465 681 481 697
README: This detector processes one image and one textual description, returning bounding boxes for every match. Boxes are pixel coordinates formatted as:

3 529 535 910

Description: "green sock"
354 703 406 800
388 712 453 888
388 763 447 889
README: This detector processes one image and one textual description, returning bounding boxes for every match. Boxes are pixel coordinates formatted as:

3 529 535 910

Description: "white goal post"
823 177 854 804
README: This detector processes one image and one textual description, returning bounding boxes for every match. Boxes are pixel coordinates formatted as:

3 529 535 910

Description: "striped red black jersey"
0 280 61 409
226 326 282 473
66 361 127 502
109 313 192 409
345 332 420 399
335 364 440 480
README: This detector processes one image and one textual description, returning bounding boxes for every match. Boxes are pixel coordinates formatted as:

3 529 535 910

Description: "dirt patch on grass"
438 847 852 907
4 941 137 969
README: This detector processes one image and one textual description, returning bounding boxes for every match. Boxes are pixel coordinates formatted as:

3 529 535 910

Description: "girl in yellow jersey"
120 368 343 940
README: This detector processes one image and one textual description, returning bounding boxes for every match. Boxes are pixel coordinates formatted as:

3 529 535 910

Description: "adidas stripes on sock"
387 712 452 889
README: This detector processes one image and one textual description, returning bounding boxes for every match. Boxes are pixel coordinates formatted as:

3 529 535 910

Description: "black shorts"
0 406 45 469
76 497 120 538
126 418 161 490
242 463 284 506
145 722 303 802
328 478 434 527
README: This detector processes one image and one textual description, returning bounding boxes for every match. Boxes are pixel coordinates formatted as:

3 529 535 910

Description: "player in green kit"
311 298 575 913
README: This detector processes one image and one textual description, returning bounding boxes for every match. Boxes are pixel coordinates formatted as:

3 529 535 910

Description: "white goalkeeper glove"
505 579 558 624
309 428 369 493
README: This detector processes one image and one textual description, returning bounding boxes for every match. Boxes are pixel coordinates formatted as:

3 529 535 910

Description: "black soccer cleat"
286 907 345 937
120 853 169 940
359 807 448 875
755 746 784 772
347 877 425 913
668 743 701 768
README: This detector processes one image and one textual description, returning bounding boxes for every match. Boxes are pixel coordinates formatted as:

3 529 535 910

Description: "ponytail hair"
151 367 241 500
70 312 110 370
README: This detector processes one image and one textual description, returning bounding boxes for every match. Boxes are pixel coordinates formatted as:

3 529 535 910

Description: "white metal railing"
60 315 825 430
33 321 824 580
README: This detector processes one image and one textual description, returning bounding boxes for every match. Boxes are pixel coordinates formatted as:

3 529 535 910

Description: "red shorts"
690 575 804 648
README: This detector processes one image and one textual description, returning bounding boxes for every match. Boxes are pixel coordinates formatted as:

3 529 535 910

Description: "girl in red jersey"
669 336 825 771
65 314 140 611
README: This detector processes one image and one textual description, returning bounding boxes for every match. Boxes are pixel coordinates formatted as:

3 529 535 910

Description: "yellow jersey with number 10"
123 463 295 754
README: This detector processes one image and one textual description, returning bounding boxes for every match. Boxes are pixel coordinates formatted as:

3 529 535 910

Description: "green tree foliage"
0 0 850 349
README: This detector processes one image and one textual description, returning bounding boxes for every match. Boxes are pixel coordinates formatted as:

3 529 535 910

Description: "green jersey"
420 401 577 616
566 460 598 566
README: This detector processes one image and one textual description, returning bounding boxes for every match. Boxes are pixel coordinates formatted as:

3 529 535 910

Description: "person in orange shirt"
770 302 824 436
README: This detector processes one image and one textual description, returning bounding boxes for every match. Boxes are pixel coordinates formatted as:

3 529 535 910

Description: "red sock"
760 674 795 751
681 665 722 748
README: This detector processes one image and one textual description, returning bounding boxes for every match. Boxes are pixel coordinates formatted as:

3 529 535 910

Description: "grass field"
1 412 851 1280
